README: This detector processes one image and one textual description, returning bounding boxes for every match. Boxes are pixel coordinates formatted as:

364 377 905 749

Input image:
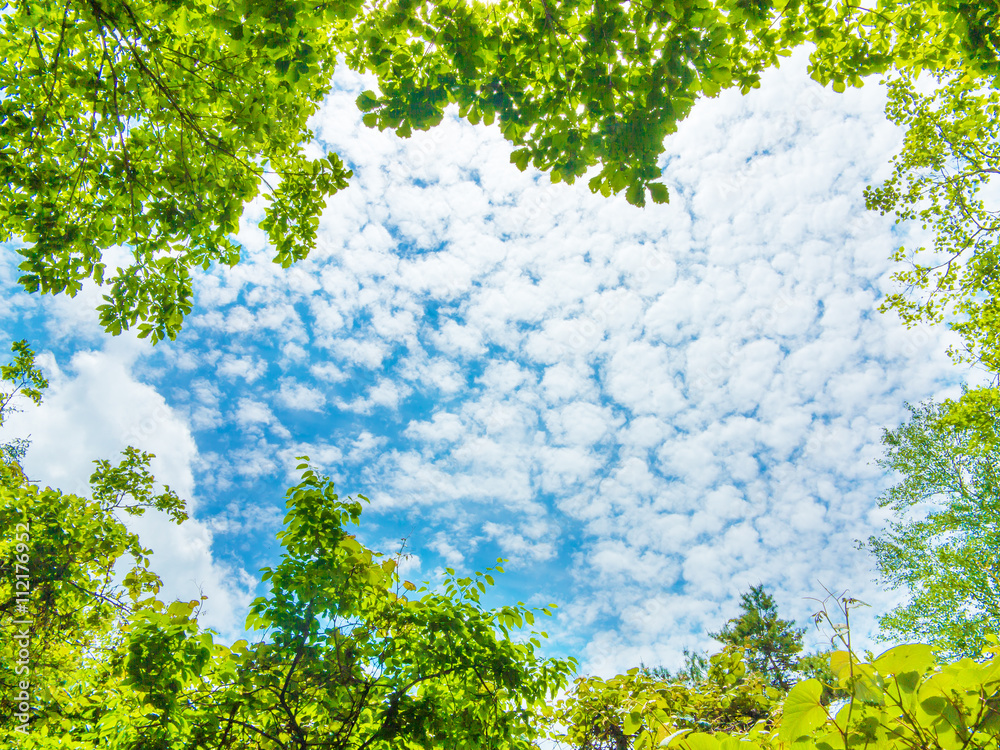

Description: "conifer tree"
710 585 805 691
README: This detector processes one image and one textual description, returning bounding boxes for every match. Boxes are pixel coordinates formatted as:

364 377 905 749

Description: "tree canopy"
0 458 576 746
1 0 353 342
690 640 1000 750
554 647 779 750
558 640 1000 750
867 71 1000 372
0 340 48 488
863 400 1000 659
0 343 577 747
6 0 1000 745
555 595 1000 750
3 0 999 341
710 585 805 691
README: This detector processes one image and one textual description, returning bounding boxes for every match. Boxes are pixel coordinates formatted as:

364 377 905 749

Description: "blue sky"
0 51 973 675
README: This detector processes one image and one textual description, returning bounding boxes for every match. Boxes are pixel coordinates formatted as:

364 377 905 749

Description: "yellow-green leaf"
779 679 828 742
873 643 936 677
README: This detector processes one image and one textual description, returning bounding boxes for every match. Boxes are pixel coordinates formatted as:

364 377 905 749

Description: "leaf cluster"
4 0 999 339
1 0 353 342
554 646 781 750
346 0 811 208
0 340 48 488
0 458 578 749
345 0 1000 212
0 449 180 731
768 641 1000 750
867 71 1000 371
614 638 1000 750
863 400 1000 659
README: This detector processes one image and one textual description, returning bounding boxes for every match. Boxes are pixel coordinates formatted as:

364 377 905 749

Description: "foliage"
0 448 183 731
661 638 1000 750
347 0 803 210
0 341 48 488
852 16 1000 431
645 648 711 687
0 341 48 414
710 585 806 691
0 453 576 747
1 0 353 342
613 597 1000 750
866 71 1000 371
640 606 841 711
862 400 1000 659
349 0 1000 210
803 1 999 83
796 651 845 706
776 641 1000 750
937 386 1000 448
5 0 1000 341
554 647 779 750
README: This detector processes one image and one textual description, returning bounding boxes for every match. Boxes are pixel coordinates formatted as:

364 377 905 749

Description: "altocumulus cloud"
0 50 971 673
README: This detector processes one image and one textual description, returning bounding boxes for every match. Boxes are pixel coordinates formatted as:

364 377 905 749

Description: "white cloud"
430 533 467 567
217 353 267 383
482 521 556 563
277 379 326 411
235 397 276 427
347 431 388 463
545 401 620 446
433 319 486 357
404 411 465 444
338 378 412 413
0 345 253 637
605 342 685 417
1 48 973 678
310 360 348 383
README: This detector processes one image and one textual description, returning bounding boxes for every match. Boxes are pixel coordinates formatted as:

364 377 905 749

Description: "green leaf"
625 182 646 207
664 729 693 747
830 651 853 684
873 643 936 677
681 733 720 750
356 90 380 111
623 710 642 734
779 679 828 742
648 183 670 205
510 149 530 171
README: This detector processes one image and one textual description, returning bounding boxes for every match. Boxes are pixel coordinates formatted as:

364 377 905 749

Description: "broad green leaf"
874 644 936 677
624 710 642 734
664 728 693 747
649 183 670 205
779 679 828 742
681 733 720 750
830 651 854 684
